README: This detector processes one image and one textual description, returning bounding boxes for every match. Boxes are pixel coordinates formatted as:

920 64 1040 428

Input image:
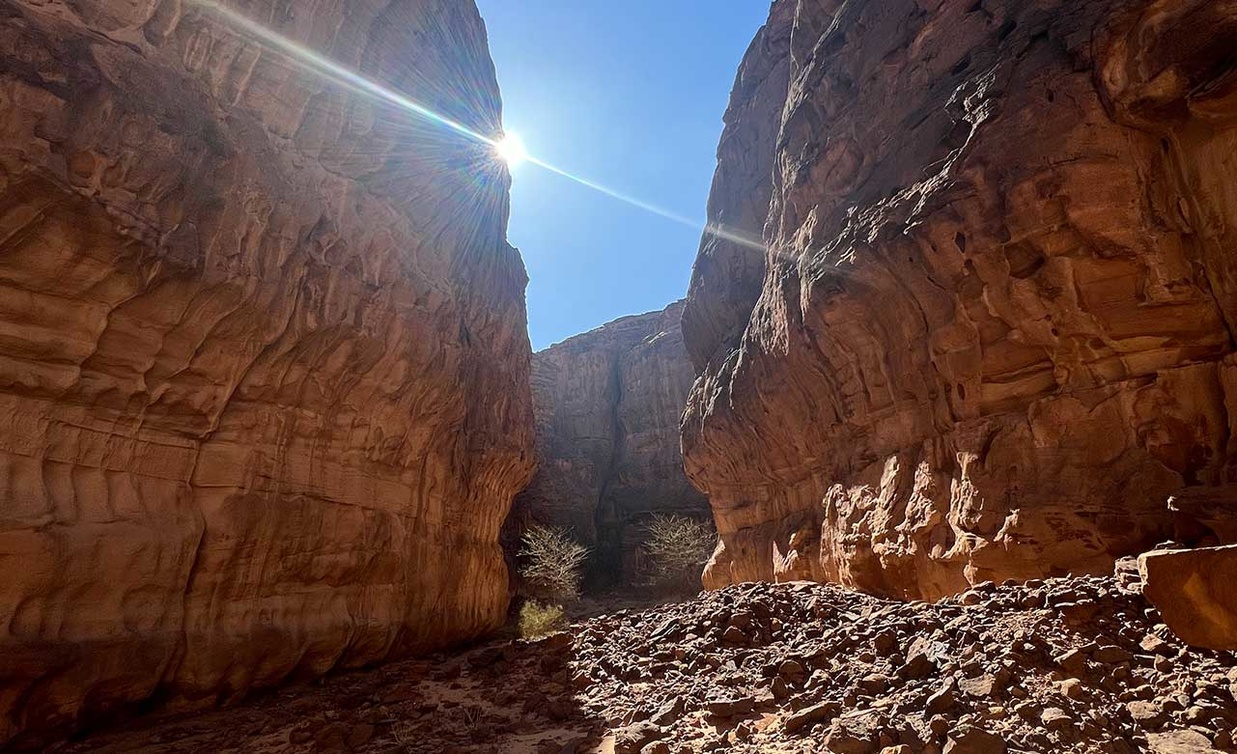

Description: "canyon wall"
510 301 708 587
0 0 533 745
683 0 1237 599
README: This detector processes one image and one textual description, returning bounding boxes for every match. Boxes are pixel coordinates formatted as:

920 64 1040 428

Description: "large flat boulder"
1140 546 1237 651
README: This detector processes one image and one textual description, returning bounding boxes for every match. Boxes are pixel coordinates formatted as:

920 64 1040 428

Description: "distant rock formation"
510 301 709 588
683 0 1237 599
0 0 533 745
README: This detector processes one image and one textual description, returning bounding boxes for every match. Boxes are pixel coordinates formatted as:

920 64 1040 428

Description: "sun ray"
186 0 769 255
188 0 497 147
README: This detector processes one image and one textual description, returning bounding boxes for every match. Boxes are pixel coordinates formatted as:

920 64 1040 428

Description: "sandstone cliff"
511 301 708 587
683 0 1237 599
0 0 533 745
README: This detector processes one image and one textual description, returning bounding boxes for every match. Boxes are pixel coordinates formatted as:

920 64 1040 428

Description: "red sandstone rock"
509 301 709 586
0 0 533 745
680 0 796 372
1140 546 1237 651
683 0 1237 598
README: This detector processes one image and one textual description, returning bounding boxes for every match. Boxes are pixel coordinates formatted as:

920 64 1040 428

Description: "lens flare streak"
524 156 767 252
190 0 497 147
188 0 768 254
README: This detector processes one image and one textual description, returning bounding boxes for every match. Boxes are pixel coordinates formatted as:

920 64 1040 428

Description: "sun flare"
494 132 528 167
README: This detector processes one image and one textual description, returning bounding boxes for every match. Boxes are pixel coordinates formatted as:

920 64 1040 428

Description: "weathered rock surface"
52 573 1237 753
683 0 1237 597
0 0 533 745
1141 546 1237 651
510 301 708 586
680 0 795 372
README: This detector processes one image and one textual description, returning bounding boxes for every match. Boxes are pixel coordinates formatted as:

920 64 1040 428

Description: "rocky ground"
51 573 1237 753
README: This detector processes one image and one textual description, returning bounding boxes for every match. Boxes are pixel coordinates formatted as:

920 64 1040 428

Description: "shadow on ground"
52 633 606 754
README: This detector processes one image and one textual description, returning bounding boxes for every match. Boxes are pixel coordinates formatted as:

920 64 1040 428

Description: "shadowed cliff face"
683 0 1237 599
0 0 534 745
510 301 709 588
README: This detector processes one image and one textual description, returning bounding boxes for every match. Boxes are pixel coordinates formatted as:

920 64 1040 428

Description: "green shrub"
518 600 567 639
518 525 589 602
643 514 717 590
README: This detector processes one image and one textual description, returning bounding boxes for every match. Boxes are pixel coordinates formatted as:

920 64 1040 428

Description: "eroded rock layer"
683 0 1237 598
510 301 708 586
0 0 534 745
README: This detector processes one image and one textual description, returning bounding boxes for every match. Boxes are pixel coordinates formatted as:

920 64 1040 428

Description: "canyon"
509 300 709 587
0 0 533 746
682 0 1237 599
2 0 1237 750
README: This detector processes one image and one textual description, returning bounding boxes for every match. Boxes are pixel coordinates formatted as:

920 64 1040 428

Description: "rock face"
0 0 533 745
1141 546 1237 651
683 0 1237 598
510 301 708 586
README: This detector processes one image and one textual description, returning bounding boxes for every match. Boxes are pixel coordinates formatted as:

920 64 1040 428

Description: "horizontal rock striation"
683 0 1237 598
0 0 533 745
510 301 709 587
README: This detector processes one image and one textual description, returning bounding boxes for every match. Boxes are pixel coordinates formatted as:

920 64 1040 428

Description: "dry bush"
518 601 567 639
518 525 589 602
391 720 417 745
643 514 717 590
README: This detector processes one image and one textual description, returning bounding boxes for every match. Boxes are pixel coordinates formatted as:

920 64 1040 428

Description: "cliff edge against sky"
0 0 533 744
683 0 1237 599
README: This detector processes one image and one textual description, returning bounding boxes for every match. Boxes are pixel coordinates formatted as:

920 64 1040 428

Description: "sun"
494 132 528 167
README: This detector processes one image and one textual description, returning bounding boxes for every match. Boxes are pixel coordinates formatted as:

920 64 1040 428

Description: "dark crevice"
588 349 630 591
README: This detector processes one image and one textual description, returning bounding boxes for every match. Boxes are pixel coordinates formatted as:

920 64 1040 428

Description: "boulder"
1147 730 1221 753
1140 546 1237 650
944 728 1007 754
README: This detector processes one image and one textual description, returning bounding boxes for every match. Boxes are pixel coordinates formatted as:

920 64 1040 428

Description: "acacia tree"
518 525 590 603
643 514 717 590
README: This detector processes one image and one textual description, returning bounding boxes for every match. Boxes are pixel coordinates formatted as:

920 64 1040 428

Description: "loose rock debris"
56 575 1237 753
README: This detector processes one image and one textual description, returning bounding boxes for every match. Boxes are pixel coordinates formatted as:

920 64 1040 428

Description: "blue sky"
475 2 771 350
